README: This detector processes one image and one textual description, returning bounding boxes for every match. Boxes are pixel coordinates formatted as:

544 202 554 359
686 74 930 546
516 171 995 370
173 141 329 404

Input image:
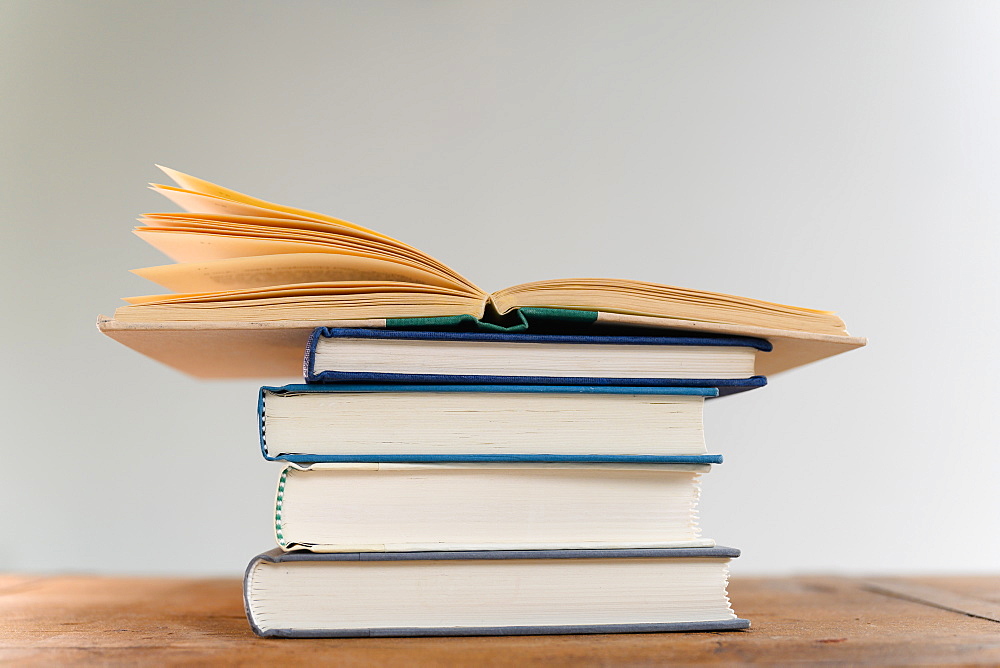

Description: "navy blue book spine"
304 327 769 395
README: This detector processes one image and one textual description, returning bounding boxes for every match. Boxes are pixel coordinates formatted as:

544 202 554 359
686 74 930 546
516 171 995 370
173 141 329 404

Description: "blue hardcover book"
304 327 769 395
259 384 724 464
244 546 750 638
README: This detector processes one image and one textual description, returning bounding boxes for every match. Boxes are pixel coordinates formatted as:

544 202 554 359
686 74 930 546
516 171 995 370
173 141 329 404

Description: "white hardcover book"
259 385 717 461
244 547 748 637
274 463 713 552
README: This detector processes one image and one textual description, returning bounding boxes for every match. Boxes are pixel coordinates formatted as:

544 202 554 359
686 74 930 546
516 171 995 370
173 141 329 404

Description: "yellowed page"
123 281 475 305
134 222 460 282
491 278 848 336
137 224 424 261
156 165 388 237
135 221 420 258
133 229 480 292
136 229 359 263
114 302 484 322
142 168 484 293
133 253 473 293
139 212 391 244
150 185 336 222
113 285 488 322
148 176 472 265
133 228 410 263
137 219 463 277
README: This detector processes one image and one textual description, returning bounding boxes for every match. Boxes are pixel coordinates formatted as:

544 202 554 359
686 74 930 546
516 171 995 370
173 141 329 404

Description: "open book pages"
98 167 866 378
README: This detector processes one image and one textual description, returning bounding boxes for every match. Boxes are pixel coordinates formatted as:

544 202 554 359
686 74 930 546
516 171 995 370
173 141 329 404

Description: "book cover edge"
251 619 751 638
263 383 721 396
312 325 774 350
252 546 742 562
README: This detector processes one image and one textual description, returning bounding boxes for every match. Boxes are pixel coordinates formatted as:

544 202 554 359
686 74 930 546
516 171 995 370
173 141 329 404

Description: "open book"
98 167 865 378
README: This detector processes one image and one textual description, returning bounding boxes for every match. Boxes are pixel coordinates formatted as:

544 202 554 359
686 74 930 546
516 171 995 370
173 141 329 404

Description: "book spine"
257 387 275 461
306 371 767 390
270 454 724 464
274 467 288 548
264 383 720 396
302 328 323 381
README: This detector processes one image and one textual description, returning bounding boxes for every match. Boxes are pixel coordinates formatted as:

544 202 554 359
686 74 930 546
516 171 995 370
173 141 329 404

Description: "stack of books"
240 327 770 637
98 167 865 638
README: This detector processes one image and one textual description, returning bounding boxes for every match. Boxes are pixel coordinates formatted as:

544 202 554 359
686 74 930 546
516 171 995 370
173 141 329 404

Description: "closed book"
272 462 713 552
304 327 769 394
259 384 722 463
244 547 749 638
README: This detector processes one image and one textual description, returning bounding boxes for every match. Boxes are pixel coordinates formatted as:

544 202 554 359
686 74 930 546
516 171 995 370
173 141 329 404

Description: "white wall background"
2 1 998 575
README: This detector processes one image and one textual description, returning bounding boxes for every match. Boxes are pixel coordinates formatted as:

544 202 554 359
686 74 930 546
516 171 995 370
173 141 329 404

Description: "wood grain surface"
1 575 998 666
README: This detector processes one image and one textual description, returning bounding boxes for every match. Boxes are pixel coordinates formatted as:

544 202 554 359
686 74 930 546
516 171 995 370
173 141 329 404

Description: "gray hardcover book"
244 547 750 638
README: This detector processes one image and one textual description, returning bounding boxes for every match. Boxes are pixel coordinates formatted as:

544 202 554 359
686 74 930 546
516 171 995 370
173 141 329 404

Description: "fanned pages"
99 167 866 378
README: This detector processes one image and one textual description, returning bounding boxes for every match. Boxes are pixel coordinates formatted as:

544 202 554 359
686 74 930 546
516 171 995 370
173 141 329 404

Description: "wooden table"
1 575 998 665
